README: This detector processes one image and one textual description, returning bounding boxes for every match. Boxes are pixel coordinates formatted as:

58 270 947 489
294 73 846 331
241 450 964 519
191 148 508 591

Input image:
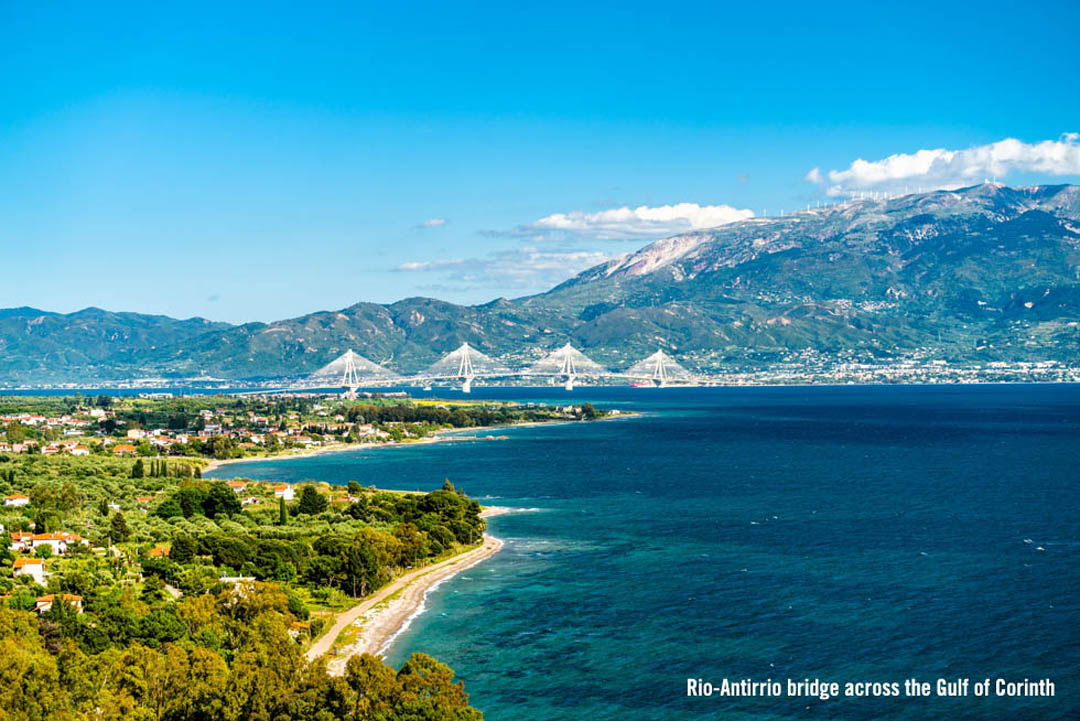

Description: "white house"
28 532 86 555
13 558 46 585
30 532 68 555
3 495 30 507
69 445 90 456
241 496 261 506
226 480 246 493
272 484 295 501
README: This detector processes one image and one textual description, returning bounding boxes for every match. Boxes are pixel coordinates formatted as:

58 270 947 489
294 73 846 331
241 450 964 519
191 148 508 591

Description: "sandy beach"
205 422 541 475
309 524 507 674
204 414 636 476
203 436 439 474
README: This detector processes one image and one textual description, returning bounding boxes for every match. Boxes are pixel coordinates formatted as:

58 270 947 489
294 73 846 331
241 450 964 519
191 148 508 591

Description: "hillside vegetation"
0 448 487 720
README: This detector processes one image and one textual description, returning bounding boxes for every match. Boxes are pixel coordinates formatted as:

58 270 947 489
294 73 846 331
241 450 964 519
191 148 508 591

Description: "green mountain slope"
0 307 231 383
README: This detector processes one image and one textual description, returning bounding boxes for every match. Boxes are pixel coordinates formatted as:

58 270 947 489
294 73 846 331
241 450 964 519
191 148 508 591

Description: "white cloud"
395 247 614 293
809 133 1080 196
521 202 754 241
400 199 755 296
396 258 463 271
420 217 447 228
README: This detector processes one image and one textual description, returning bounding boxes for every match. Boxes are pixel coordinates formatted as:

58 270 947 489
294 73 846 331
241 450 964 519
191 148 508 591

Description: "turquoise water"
209 385 1080 720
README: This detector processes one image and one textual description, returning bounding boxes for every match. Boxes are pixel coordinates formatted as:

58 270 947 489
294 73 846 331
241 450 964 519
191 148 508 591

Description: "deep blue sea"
208 385 1080 720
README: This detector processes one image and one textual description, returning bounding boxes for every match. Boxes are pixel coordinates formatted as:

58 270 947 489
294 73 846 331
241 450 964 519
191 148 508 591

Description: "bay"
209 385 1080 720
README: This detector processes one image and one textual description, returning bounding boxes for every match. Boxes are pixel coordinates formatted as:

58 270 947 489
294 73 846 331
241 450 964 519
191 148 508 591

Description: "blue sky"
3 1 1079 322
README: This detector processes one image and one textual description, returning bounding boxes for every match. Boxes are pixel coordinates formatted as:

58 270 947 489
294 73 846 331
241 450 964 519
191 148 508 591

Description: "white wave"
376 535 502 658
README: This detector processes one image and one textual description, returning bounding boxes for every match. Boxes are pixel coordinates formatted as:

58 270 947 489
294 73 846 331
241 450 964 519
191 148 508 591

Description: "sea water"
209 385 1080 720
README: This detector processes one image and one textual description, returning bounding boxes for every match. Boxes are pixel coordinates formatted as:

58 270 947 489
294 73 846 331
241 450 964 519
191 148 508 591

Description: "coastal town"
0 391 605 719
0 393 608 460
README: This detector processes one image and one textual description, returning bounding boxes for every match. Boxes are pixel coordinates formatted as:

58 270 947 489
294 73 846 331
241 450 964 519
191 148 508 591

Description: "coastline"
204 415 636 476
309 517 508 674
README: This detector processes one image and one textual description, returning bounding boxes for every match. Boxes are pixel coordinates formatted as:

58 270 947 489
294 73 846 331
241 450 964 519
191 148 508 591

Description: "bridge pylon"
626 349 694 386
456 343 475 392
424 342 506 392
342 350 360 399
528 343 606 391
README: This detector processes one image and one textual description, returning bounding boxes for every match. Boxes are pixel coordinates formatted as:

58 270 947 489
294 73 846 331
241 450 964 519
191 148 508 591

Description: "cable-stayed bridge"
283 343 701 395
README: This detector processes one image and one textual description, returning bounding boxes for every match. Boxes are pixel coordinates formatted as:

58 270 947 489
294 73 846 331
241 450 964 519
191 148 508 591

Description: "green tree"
394 523 425 567
396 652 482 720
202 483 241 519
5 421 26 443
345 653 397 718
278 496 288 526
130 458 145 478
140 575 168 604
297 485 328 515
170 534 198 564
109 511 130 544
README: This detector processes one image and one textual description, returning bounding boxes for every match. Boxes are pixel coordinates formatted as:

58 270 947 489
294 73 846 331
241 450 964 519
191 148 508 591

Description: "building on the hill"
13 558 46 585
34 594 83 614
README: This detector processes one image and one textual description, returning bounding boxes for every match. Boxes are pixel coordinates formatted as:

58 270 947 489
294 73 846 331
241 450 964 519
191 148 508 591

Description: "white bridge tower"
456 343 476 393
626 349 693 387
558 344 578 390
342 350 360 399
527 343 607 391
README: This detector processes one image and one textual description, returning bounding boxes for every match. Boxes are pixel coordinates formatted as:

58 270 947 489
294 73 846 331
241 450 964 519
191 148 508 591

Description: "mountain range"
4 183 1080 384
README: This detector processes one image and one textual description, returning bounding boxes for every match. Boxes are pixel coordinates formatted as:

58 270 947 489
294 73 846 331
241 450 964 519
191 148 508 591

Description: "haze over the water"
2 2 1080 322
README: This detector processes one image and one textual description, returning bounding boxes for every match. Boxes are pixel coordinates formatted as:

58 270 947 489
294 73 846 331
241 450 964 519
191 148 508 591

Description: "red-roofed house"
29 532 75 555
9 531 33 552
3 495 29 507
34 594 83 614
272 484 295 501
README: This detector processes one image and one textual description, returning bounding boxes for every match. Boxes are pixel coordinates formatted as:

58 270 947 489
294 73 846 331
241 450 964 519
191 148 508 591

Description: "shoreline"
309 528 506 675
204 415 636 476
